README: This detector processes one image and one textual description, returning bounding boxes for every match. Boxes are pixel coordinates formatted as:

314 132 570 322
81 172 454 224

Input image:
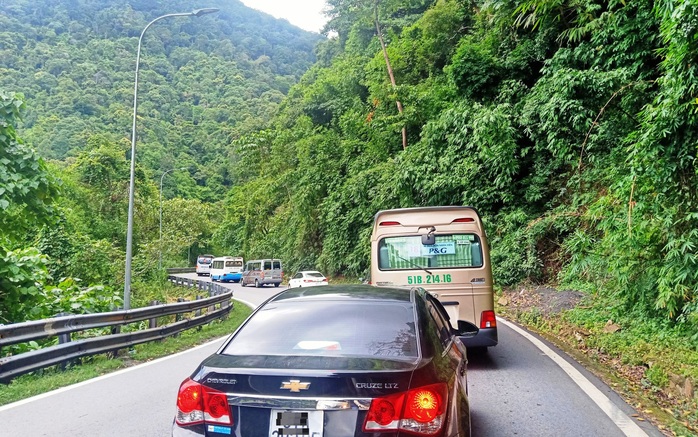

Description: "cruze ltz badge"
280 379 311 392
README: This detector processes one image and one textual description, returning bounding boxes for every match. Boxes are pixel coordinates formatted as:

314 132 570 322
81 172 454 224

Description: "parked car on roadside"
288 270 328 288
172 284 473 437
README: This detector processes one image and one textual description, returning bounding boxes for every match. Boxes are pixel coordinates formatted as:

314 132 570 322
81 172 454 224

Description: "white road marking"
0 297 258 413
497 317 649 437
0 338 222 412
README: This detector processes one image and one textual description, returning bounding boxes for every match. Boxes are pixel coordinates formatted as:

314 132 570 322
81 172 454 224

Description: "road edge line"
497 317 649 437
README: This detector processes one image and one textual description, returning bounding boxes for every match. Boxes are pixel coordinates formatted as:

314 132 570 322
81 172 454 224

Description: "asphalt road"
0 276 664 436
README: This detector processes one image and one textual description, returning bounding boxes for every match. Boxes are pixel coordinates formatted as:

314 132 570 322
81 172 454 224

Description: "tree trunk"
374 2 407 150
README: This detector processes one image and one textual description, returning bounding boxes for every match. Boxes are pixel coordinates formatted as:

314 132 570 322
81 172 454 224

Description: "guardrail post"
55 312 73 370
221 296 231 320
174 297 186 337
148 300 159 329
196 296 203 331
175 298 186 322
208 290 217 314
109 323 121 358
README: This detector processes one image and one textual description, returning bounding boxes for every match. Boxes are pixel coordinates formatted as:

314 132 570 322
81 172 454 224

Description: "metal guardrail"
166 267 195 274
0 274 233 383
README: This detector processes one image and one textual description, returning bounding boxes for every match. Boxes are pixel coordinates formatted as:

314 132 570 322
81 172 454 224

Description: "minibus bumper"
228 273 242 281
461 327 498 348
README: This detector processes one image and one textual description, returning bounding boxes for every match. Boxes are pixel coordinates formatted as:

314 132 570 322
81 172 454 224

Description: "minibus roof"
372 206 484 235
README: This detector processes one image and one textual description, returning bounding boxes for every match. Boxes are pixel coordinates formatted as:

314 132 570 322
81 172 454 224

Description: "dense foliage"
2 0 698 343
0 0 321 323
220 0 697 337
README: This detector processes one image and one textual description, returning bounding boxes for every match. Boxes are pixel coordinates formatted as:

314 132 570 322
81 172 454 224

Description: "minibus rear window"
378 234 483 270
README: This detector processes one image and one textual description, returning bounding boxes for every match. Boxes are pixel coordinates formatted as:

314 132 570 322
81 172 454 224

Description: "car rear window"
307 272 324 278
222 301 418 359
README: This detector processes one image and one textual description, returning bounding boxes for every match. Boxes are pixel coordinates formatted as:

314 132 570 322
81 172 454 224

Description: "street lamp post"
124 8 218 310
159 167 187 269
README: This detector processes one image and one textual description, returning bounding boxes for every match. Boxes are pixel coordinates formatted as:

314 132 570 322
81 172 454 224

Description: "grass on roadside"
0 301 252 407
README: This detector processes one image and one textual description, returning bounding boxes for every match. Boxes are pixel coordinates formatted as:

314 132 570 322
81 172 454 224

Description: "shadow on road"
466 347 498 371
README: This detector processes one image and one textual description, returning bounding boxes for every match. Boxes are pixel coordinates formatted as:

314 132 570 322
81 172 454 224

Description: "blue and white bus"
210 256 244 283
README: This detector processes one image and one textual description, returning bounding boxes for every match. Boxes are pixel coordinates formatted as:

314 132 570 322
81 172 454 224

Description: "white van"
195 254 214 276
240 259 283 288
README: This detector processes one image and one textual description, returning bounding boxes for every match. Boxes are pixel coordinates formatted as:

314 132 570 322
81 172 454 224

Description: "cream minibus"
370 206 498 348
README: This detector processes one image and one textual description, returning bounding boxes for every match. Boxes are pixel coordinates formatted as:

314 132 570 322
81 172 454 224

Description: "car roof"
299 270 323 274
270 284 413 303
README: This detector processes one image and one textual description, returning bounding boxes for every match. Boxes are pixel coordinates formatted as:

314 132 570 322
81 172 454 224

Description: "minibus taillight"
176 378 232 426
480 310 497 329
452 217 475 223
379 221 401 226
363 383 447 435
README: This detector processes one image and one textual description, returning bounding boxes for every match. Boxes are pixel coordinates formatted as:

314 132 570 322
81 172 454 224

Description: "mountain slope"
0 0 323 199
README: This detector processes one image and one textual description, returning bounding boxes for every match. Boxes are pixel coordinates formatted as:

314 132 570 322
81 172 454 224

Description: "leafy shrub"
0 246 51 323
45 278 121 315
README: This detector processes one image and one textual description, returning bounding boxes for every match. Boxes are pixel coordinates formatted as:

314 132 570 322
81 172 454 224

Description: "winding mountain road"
0 275 663 436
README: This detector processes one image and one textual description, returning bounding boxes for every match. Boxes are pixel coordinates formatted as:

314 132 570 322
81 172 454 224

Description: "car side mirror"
454 320 479 338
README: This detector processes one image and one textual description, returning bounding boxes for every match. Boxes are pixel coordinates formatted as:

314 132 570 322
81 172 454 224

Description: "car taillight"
363 383 447 435
480 310 497 328
364 392 404 429
176 378 232 426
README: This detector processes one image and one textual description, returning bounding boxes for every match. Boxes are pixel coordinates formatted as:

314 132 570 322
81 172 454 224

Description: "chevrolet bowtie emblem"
280 379 311 392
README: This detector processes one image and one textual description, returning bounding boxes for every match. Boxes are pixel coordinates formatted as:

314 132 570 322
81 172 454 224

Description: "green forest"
2 0 698 357
1 0 321 322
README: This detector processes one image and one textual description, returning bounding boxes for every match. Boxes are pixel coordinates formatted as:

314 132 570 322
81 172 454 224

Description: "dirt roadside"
496 286 697 437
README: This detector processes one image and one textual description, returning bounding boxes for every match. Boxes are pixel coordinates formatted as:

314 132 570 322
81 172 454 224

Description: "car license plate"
269 410 323 436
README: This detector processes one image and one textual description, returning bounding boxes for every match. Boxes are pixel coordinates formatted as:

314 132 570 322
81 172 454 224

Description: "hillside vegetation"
227 0 697 334
0 0 321 322
1 0 697 432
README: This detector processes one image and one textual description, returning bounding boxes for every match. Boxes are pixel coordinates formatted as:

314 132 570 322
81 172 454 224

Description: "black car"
173 284 474 437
